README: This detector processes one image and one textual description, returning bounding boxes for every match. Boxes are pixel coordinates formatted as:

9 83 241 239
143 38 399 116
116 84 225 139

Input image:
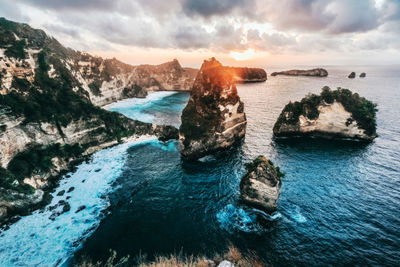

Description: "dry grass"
75 246 268 267
138 255 213 267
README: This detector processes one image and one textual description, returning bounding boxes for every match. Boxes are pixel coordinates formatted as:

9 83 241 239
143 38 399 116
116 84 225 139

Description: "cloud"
1 0 399 59
182 0 252 17
260 0 384 34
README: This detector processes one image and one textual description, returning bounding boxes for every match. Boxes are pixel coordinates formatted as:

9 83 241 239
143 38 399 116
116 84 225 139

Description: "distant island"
271 68 328 77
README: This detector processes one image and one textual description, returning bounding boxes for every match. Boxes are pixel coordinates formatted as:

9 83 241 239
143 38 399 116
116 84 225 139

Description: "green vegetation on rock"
244 155 285 178
0 167 35 195
7 143 85 181
5 39 27 60
88 80 102 96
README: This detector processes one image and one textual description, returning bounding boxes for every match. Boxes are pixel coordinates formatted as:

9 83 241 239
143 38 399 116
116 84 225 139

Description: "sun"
229 49 256 61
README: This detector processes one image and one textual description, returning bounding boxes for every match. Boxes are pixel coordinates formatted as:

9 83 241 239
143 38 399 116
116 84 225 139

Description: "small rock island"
360 72 366 78
271 68 328 77
231 67 267 82
240 156 284 212
179 58 247 160
273 86 377 141
348 72 356 78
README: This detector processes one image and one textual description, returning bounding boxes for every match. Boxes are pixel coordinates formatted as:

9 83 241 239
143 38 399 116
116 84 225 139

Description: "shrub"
88 80 102 96
245 155 285 178
5 39 27 59
11 77 31 91
7 143 86 180
0 167 35 194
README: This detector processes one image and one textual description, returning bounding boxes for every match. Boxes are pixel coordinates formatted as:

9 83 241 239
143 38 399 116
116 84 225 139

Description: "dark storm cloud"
261 0 383 34
20 0 115 10
182 0 250 17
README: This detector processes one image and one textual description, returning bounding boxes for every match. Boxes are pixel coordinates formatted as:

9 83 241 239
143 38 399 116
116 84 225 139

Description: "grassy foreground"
76 246 266 267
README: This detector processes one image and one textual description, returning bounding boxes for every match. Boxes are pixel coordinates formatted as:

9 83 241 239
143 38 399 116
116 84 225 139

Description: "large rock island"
273 87 377 141
0 18 178 223
179 58 247 160
240 156 283 212
271 68 328 77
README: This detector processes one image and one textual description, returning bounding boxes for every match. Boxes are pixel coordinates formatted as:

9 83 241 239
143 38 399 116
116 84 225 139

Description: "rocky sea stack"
271 68 328 77
179 58 247 160
273 86 377 141
348 72 356 78
240 156 283 212
360 72 366 78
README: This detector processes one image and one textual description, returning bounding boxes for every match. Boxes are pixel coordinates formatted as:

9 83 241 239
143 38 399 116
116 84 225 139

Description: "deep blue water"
1 66 400 266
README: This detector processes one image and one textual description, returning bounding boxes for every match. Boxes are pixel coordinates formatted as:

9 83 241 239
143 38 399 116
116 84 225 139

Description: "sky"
1 0 399 68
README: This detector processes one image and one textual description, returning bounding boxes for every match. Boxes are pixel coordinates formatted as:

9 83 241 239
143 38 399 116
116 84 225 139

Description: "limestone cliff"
179 58 247 160
273 87 377 141
0 18 178 222
271 68 328 77
240 156 283 212
71 56 197 106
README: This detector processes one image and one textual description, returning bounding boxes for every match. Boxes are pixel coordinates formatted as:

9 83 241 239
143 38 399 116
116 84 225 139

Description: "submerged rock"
273 86 377 141
348 72 356 78
360 72 366 78
179 58 247 160
240 156 283 212
271 68 328 77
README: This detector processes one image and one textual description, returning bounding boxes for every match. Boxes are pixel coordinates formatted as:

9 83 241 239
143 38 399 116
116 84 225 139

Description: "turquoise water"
1 66 400 266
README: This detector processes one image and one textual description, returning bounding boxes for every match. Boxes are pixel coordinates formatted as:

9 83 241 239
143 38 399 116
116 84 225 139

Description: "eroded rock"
240 156 283 212
273 86 377 141
179 58 247 160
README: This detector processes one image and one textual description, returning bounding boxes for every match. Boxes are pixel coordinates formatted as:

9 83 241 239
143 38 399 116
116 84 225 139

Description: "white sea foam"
104 91 178 110
104 91 178 122
216 204 262 233
0 136 157 266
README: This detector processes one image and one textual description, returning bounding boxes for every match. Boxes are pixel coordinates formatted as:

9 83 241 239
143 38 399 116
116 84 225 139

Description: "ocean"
0 66 399 266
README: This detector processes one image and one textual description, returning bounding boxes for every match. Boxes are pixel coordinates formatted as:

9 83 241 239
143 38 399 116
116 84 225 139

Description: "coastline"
1 134 159 229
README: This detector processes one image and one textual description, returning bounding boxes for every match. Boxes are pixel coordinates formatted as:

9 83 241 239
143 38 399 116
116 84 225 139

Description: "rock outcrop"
240 156 283 212
360 72 366 78
273 86 377 141
61 55 197 106
348 72 356 78
179 58 247 160
230 67 267 82
271 68 328 77
0 18 178 223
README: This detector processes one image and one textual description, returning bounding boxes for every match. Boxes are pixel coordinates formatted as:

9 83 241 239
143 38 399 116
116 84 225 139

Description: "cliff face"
0 18 178 222
71 56 197 106
273 87 377 141
240 156 283 212
179 58 247 160
271 68 328 77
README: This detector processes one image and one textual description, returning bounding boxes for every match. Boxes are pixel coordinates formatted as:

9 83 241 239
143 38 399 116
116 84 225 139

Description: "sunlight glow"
230 49 258 61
